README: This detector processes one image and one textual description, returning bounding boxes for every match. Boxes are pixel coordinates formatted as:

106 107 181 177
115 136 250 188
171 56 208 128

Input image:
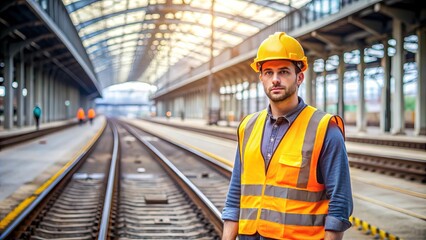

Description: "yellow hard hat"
250 32 308 72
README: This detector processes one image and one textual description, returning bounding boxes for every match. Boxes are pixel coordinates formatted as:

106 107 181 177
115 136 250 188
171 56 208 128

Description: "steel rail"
121 122 224 235
123 121 233 178
98 120 120 239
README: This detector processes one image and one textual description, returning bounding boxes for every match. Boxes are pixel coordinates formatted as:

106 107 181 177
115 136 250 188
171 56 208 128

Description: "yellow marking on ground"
183 143 234 167
354 193 426 220
0 120 106 231
352 176 426 199
0 196 36 229
350 216 402 240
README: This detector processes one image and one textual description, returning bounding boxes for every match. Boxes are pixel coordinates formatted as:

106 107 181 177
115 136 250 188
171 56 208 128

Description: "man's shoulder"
238 110 266 129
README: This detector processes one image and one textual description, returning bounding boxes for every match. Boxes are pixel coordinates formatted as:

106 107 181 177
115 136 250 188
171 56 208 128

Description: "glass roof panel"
63 0 309 87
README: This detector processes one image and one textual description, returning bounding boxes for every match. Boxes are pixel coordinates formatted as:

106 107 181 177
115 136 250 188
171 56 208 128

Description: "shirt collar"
267 97 307 125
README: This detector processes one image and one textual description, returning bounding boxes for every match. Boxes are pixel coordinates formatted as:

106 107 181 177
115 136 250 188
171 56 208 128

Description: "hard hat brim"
250 57 308 72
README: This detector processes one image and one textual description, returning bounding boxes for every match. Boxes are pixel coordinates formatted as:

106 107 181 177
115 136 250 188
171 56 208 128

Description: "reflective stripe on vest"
237 105 344 239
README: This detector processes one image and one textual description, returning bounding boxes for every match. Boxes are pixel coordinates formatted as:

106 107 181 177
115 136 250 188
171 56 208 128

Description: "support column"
357 47 366 132
17 50 25 128
312 71 317 107
305 57 314 105
49 71 55 122
255 80 260 111
25 58 34 126
322 58 327 112
43 71 49 123
4 52 14 129
415 27 426 135
391 19 405 134
337 52 345 119
381 39 392 133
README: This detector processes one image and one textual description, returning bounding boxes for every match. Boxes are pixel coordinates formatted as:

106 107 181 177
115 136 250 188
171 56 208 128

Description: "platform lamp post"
65 100 70 120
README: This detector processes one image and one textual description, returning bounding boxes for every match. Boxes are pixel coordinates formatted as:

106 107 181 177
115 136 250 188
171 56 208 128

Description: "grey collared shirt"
262 98 306 170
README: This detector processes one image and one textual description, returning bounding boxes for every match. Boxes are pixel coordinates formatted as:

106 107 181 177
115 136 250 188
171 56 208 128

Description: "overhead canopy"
63 0 309 88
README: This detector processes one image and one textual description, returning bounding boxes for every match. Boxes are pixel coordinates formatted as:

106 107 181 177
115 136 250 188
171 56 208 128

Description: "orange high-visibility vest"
77 108 85 120
238 105 344 240
88 108 95 119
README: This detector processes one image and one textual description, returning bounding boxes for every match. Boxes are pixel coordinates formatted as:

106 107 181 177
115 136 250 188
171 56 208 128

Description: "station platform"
0 116 106 222
144 117 426 146
0 119 79 138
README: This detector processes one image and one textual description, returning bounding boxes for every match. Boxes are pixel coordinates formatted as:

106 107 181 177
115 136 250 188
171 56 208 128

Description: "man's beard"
265 79 298 102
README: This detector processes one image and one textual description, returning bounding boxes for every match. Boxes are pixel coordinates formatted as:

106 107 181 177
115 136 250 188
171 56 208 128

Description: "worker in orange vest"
221 32 353 240
77 107 85 125
87 108 96 125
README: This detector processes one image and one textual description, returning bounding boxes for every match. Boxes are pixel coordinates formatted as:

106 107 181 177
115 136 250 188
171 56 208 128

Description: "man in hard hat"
221 32 353 240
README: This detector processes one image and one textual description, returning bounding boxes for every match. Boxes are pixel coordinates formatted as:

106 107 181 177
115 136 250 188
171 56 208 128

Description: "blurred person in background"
33 105 41 130
77 107 85 125
87 108 96 125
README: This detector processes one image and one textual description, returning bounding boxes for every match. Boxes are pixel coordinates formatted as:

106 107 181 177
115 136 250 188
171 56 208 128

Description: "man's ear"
297 72 304 87
259 73 262 82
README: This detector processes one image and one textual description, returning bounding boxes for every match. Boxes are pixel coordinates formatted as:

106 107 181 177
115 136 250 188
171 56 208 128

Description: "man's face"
259 60 303 103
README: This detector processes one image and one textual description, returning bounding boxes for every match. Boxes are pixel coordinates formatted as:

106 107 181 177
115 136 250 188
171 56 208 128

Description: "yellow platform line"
354 193 426 221
182 143 234 167
351 176 426 199
350 216 402 240
0 120 106 231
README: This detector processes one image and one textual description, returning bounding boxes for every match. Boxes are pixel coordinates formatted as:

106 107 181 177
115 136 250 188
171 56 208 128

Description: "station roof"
63 0 309 87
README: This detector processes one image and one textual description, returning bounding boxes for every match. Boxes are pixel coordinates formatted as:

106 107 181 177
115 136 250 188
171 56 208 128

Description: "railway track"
0 119 229 239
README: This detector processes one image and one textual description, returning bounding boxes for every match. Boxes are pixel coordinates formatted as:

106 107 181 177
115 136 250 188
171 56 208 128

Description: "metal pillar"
49 72 55 122
337 52 345 119
322 58 327 112
380 39 392 133
391 19 405 134
17 50 25 128
357 47 366 132
312 71 317 107
305 57 314 106
255 80 260 111
415 27 426 135
42 71 49 123
4 52 14 129
25 58 34 126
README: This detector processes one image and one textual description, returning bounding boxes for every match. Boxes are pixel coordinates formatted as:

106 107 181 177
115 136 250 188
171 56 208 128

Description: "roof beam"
0 21 43 40
348 16 383 37
374 3 416 25
80 19 247 41
247 0 294 12
65 0 99 13
300 41 327 57
75 4 265 30
311 31 344 50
